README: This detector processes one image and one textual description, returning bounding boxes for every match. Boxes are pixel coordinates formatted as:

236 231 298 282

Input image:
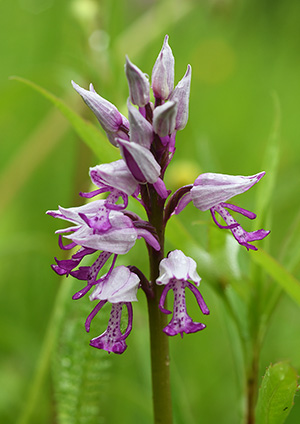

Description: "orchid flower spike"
175 171 270 250
156 250 209 337
86 266 140 354
48 34 272 358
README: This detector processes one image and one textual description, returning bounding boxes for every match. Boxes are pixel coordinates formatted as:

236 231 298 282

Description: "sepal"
191 172 266 211
89 159 139 195
117 139 161 184
125 56 150 107
151 35 175 100
152 101 178 137
169 65 191 131
127 99 153 148
72 81 125 135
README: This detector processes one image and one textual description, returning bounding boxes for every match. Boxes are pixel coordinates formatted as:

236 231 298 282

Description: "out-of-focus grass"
1 0 299 423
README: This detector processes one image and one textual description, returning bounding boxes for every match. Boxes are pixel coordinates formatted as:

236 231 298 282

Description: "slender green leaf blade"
11 76 118 163
255 362 298 424
250 249 300 307
280 210 300 273
255 93 281 229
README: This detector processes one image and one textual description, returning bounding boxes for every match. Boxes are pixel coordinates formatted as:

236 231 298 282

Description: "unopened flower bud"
72 81 123 133
127 99 153 148
153 101 178 137
117 139 160 184
106 114 130 147
169 65 191 131
151 35 174 100
125 56 150 107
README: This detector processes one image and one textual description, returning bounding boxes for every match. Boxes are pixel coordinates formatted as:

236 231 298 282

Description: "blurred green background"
1 0 300 423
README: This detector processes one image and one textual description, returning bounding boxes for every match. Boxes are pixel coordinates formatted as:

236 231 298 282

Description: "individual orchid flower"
47 199 160 254
156 250 209 337
81 159 139 210
175 171 270 250
85 266 140 354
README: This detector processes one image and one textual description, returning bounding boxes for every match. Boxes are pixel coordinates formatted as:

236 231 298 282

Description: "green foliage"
53 289 111 424
254 93 281 231
255 362 299 424
11 77 117 163
250 249 300 307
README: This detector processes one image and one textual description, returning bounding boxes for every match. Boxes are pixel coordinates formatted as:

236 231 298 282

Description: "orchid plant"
48 35 270 423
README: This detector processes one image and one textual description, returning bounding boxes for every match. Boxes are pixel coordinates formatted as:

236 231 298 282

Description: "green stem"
148 283 173 424
145 185 173 424
245 341 260 424
244 265 264 424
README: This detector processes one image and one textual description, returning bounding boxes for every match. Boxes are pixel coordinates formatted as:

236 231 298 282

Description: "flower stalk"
147 283 173 424
144 184 173 424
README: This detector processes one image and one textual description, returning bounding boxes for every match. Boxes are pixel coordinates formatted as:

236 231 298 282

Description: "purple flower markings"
48 35 269 353
156 250 209 337
175 172 270 251
86 266 139 354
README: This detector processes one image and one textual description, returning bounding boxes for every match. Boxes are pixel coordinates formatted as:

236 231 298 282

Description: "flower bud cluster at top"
48 35 269 354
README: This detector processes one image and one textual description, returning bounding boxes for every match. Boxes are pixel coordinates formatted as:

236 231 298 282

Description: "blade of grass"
250 249 300 307
0 107 68 216
254 92 281 229
11 77 117 162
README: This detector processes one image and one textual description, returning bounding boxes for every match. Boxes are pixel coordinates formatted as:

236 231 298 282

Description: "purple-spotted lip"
211 203 270 251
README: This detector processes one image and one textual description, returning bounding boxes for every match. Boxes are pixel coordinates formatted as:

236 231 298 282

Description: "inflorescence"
48 35 269 354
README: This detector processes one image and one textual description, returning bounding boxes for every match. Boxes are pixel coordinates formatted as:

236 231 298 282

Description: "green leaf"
11 76 118 163
250 249 300 307
280 210 300 274
254 93 281 230
255 362 298 424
